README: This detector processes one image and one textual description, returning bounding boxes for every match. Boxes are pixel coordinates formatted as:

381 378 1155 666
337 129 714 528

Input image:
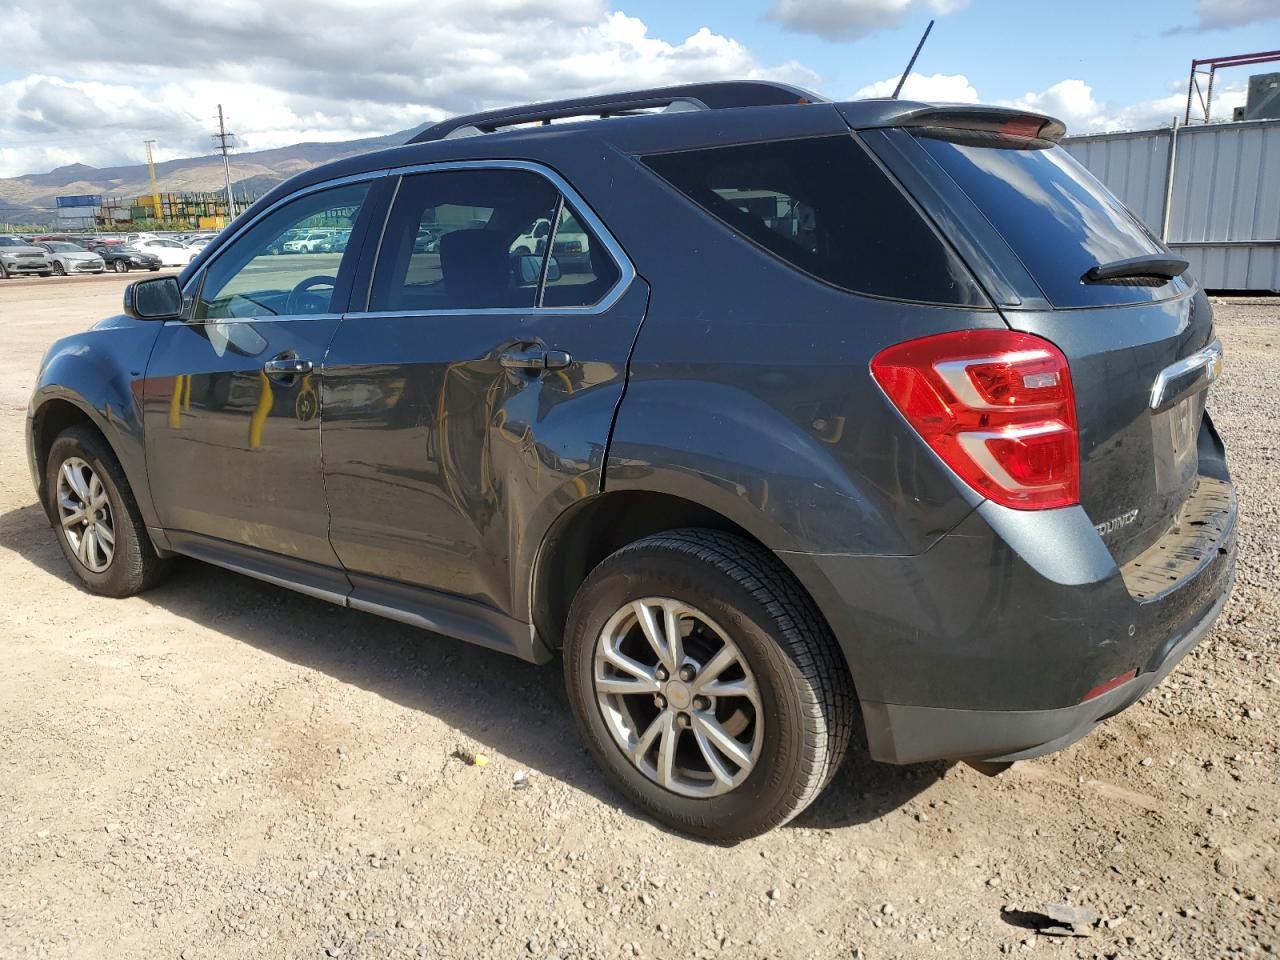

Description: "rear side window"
915 136 1176 307
642 135 984 306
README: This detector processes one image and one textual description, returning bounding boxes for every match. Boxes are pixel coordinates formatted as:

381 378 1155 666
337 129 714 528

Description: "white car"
282 230 333 253
129 238 195 267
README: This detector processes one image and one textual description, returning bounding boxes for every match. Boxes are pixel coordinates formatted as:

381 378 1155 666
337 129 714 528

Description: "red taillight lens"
871 329 1080 510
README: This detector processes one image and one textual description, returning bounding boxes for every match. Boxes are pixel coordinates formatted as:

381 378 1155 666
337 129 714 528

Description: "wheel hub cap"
593 597 763 799
56 457 115 574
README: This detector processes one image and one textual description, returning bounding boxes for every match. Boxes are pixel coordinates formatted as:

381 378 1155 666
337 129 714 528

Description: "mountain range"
0 124 430 226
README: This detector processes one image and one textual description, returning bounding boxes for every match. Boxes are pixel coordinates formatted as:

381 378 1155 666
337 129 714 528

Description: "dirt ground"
0 274 1276 960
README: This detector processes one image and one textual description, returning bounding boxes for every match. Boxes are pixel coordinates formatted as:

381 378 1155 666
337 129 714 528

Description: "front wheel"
45 425 173 597
52 262 66 276
114 259 130 273
563 529 855 842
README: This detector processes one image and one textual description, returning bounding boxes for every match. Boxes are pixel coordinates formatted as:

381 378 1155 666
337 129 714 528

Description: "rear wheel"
563 529 855 841
45 425 173 597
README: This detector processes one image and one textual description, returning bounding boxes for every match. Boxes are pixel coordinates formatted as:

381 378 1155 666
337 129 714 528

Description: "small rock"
916 812 929 822
987 877 1001 888
767 887 781 901
1140 757 1154 767
880 903 896 916
526 936 539 953
513 771 530 790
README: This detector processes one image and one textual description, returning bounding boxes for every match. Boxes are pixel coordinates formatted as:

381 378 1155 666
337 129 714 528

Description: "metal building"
1062 117 1280 292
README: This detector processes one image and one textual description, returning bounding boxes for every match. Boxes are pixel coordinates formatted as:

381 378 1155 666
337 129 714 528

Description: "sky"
0 0 1277 178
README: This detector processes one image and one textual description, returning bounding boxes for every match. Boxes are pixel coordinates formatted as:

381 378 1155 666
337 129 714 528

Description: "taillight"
871 329 1079 510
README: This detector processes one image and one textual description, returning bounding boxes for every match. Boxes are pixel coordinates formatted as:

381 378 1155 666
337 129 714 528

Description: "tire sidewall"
564 544 811 841
45 432 137 596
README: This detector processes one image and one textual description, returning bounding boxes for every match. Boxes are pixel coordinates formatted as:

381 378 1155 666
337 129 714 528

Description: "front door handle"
499 346 572 371
263 357 314 378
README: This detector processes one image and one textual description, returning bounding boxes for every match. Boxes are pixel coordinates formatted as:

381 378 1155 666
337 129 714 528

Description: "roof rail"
408 81 827 143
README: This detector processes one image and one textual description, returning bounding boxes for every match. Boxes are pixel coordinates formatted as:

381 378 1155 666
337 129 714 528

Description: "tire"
45 425 174 597
52 262 66 276
39 271 52 277
0 262 8 279
149 267 160 272
563 528 855 842
114 260 129 273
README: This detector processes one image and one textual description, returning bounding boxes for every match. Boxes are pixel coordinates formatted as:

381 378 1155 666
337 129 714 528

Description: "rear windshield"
915 136 1177 307
642 135 984 306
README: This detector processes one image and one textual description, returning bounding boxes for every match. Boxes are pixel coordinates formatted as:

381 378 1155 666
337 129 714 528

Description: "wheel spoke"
77 527 92 566
630 711 666 761
693 727 736 786
596 675 659 696
632 601 672 670
701 678 753 700
60 506 86 529
662 600 685 673
600 646 658 684
693 713 753 771
654 713 678 788
95 523 115 547
88 474 106 511
692 644 739 692
62 462 89 503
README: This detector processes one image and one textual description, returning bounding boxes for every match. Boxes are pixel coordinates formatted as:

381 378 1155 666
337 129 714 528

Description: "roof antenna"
890 19 934 99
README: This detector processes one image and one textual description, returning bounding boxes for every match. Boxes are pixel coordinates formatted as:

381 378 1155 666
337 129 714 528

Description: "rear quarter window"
642 135 985 307
914 135 1182 308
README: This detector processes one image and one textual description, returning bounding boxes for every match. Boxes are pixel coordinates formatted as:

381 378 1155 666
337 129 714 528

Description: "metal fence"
1063 117 1280 292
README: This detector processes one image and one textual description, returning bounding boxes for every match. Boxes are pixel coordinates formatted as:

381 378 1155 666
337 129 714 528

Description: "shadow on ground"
0 501 943 839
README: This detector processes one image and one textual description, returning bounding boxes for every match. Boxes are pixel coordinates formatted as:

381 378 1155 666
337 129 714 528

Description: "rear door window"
914 136 1178 307
642 135 984 306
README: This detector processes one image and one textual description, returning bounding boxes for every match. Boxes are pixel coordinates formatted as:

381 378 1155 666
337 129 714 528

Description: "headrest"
439 230 510 307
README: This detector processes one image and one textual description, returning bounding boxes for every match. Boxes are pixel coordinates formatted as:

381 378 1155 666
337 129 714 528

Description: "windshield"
0 237 33 247
47 242 84 252
914 135 1179 307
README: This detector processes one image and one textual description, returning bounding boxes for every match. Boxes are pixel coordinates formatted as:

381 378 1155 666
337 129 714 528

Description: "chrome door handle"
499 347 572 371
263 358 313 377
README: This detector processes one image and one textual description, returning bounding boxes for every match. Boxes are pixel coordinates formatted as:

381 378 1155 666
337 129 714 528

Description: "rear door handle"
263 357 314 378
499 346 572 371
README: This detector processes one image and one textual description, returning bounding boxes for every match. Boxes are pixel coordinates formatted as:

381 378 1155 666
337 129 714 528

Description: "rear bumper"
781 461 1237 765
860 577 1231 763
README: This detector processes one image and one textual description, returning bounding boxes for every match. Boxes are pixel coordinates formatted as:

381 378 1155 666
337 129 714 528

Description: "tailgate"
873 117 1221 563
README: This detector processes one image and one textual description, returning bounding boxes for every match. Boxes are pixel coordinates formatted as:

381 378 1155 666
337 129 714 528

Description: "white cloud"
765 0 966 41
853 71 979 102
1186 0 1280 29
0 3 817 177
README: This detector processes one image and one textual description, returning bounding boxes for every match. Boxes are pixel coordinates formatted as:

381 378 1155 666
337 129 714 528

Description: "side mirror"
124 275 183 321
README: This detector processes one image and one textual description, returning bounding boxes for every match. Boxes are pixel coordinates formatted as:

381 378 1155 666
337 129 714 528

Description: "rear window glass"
642 136 984 306
915 136 1178 307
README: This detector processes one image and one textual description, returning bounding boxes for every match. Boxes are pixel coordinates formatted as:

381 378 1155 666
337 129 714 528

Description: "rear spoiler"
839 102 1066 143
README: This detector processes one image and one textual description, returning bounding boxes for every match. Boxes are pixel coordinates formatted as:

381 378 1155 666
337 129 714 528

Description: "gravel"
0 278 1276 958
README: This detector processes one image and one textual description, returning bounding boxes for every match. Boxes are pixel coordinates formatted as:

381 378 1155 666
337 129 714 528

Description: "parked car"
282 229 333 253
511 216 590 269
37 241 105 276
127 237 195 267
0 235 53 278
89 243 163 273
24 82 1237 841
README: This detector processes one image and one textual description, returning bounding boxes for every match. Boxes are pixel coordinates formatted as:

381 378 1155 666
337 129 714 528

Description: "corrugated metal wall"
1063 118 1280 291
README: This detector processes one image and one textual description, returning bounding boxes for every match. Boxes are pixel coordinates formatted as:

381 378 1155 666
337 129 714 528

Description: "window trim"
178 160 634 323
349 159 635 319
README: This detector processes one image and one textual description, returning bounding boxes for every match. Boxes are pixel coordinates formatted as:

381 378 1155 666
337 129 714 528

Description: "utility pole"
143 140 162 221
213 105 237 221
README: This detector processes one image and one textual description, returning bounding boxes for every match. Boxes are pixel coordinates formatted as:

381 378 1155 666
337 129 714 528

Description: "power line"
213 105 237 220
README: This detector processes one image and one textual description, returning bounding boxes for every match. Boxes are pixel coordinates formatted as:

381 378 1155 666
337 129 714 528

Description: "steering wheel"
286 275 337 315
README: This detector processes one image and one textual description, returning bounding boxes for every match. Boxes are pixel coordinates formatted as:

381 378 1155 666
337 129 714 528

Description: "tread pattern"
589 528 856 836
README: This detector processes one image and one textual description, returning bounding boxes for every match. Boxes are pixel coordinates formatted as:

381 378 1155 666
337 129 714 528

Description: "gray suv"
0 235 53 278
25 82 1237 840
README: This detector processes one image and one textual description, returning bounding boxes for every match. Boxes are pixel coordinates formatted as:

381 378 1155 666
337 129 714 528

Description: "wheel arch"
530 489 831 654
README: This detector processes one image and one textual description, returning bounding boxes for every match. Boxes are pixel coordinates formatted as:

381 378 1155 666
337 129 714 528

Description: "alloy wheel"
593 597 763 798
56 457 115 573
